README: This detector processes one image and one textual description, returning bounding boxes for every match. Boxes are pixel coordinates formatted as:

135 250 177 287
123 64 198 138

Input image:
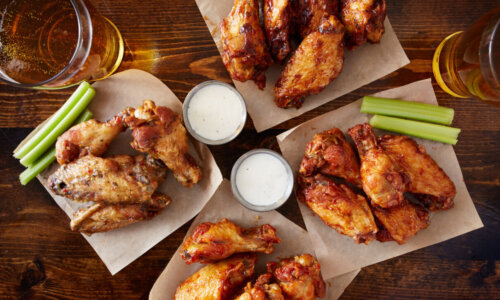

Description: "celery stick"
19 109 93 185
361 96 455 125
20 87 95 167
14 82 91 159
370 115 460 145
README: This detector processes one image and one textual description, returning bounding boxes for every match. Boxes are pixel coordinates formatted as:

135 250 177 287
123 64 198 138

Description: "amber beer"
0 0 123 88
433 6 500 106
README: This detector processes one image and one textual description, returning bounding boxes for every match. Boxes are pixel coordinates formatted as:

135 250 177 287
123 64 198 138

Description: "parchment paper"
150 180 360 300
23 69 223 275
277 79 484 279
194 0 410 132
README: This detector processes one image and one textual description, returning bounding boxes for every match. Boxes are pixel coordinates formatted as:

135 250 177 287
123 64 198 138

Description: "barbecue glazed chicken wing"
294 0 340 39
235 273 285 300
341 0 386 49
268 254 326 300
70 193 171 234
297 174 377 244
180 218 280 264
264 0 292 61
299 128 361 186
221 0 273 89
174 253 257 300
124 100 202 188
348 124 405 208
48 155 167 204
275 15 345 108
378 135 456 211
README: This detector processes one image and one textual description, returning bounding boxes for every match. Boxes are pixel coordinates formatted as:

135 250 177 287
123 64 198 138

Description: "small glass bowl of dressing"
230 149 294 212
183 80 247 145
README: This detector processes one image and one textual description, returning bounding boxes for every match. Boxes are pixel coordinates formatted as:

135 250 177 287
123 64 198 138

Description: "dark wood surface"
1 0 499 299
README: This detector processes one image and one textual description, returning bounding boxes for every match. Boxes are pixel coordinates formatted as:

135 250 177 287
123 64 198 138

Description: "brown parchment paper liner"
194 0 410 132
150 180 360 299
276 79 484 279
19 69 223 275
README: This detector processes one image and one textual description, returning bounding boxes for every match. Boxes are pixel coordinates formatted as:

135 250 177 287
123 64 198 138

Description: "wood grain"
0 0 499 299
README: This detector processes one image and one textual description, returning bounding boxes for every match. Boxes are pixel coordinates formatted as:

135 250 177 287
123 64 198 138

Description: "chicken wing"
348 124 405 208
378 135 456 211
267 254 326 300
299 128 361 186
48 154 167 204
297 174 377 244
341 0 386 50
70 193 171 234
180 218 280 264
55 114 126 165
235 273 285 300
371 199 429 244
264 0 292 61
275 15 345 108
294 0 339 39
221 0 273 89
174 253 257 300
124 100 202 188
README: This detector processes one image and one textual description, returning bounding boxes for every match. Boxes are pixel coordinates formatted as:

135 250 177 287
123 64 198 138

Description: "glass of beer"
0 0 124 89
433 6 500 107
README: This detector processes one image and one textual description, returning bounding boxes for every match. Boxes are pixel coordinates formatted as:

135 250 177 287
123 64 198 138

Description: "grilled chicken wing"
297 174 377 244
294 0 339 39
264 0 292 61
341 0 386 50
174 253 257 300
372 199 429 244
221 0 273 89
235 273 285 300
299 128 361 186
124 100 202 188
55 114 126 165
378 135 456 211
48 155 167 204
348 124 405 208
275 15 345 108
267 254 326 300
180 218 280 264
70 193 171 234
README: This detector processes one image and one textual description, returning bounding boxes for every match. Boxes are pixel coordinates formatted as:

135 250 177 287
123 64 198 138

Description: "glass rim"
487 17 500 85
0 0 92 89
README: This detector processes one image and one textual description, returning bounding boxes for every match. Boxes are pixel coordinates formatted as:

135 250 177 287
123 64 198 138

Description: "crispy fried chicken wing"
275 15 345 108
48 155 167 204
70 193 171 234
299 128 361 186
180 218 280 264
348 124 405 208
235 273 285 300
297 174 377 244
267 254 326 300
124 100 202 188
174 253 257 300
294 0 339 39
264 0 292 61
221 0 273 89
378 135 456 211
341 0 386 50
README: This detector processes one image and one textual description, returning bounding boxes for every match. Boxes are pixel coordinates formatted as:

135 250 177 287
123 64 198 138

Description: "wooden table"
1 0 499 298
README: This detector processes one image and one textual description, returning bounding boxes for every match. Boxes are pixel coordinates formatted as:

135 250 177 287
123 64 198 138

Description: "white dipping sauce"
187 84 244 141
235 153 289 206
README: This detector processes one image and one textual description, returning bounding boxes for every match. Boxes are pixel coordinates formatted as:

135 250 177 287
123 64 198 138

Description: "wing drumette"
294 0 339 38
264 0 292 61
341 0 386 50
235 273 285 300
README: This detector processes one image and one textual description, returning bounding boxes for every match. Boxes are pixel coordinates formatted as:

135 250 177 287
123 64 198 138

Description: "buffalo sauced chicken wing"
341 0 386 49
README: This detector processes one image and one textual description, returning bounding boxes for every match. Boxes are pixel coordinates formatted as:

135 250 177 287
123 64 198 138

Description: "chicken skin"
297 174 377 244
299 128 361 186
48 155 167 204
180 218 280 264
174 253 257 300
275 15 345 108
264 0 292 61
235 273 285 300
348 124 405 208
294 0 340 39
124 100 202 188
267 254 326 300
70 193 171 235
378 135 456 211
55 114 126 165
341 0 386 50
372 199 429 244
221 0 273 89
